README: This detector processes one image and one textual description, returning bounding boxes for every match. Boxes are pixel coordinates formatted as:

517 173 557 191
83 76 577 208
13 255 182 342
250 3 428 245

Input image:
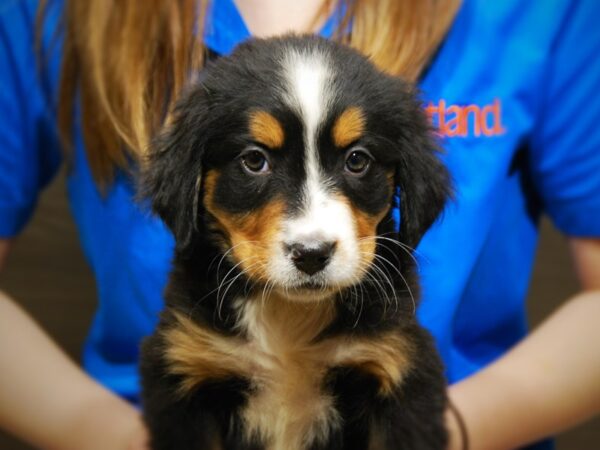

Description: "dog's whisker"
372 256 416 316
358 235 421 269
215 257 259 321
359 233 417 258
354 241 418 317
216 258 246 305
260 277 278 326
355 276 367 329
365 266 393 314
265 279 276 308
218 260 264 322
374 256 413 314
260 271 274 305
213 241 255 286
356 255 399 317
372 253 403 278
350 282 359 314
371 253 403 301
373 259 401 315
350 265 375 327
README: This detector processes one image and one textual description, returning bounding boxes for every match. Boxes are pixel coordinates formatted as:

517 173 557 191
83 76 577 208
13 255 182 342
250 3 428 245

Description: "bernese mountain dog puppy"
140 35 451 450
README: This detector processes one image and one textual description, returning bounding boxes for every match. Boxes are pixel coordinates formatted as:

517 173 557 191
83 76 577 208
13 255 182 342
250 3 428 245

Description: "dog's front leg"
140 333 259 450
321 366 384 450
368 335 448 450
368 367 448 450
324 338 447 449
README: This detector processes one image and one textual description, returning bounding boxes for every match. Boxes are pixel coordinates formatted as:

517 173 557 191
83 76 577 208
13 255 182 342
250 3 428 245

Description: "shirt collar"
203 0 341 55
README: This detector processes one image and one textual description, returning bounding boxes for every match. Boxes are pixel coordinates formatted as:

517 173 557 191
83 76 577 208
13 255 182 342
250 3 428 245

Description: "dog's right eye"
240 148 271 174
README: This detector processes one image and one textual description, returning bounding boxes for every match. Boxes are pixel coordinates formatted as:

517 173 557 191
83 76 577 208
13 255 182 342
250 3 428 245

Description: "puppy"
140 35 451 450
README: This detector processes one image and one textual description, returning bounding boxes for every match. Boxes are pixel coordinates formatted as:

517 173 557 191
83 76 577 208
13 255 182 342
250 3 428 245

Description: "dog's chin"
261 265 366 303
273 284 337 303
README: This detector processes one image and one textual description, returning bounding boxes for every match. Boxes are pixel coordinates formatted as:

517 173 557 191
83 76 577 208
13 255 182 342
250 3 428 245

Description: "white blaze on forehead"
282 49 336 219
264 47 361 289
282 49 331 143
282 49 332 209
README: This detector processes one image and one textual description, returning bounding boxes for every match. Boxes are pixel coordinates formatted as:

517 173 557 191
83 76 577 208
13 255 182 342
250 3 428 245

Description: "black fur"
140 35 451 450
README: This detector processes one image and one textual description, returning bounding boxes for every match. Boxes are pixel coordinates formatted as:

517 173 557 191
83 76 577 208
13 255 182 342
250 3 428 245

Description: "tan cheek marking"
228 200 285 281
334 191 391 271
162 312 248 396
353 208 388 239
332 106 365 148
354 206 388 266
203 170 285 281
203 170 231 248
331 333 414 396
249 110 285 149
203 169 220 215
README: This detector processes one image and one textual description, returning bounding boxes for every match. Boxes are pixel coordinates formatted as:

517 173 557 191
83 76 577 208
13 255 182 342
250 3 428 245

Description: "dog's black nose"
287 242 336 276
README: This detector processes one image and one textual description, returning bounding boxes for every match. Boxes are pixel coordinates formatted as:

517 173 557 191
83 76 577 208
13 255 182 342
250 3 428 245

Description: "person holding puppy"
1 0 599 449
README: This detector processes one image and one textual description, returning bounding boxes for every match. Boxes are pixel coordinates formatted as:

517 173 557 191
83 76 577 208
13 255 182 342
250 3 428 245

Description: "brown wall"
0 174 598 449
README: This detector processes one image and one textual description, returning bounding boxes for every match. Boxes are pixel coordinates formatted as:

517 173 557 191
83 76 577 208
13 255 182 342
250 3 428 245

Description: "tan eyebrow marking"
249 110 285 149
332 106 365 148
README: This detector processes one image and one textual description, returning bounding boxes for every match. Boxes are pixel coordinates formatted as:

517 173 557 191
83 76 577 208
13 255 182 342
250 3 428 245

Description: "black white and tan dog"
140 35 451 450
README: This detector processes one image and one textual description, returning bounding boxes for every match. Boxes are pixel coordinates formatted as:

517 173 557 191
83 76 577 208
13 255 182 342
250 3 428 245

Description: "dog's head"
142 35 450 302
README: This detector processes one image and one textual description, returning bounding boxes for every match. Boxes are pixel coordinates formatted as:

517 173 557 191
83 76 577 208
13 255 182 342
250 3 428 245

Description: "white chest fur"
236 297 341 450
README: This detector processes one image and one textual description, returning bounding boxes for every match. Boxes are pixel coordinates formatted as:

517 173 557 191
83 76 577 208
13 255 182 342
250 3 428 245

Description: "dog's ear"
140 87 210 252
391 84 453 250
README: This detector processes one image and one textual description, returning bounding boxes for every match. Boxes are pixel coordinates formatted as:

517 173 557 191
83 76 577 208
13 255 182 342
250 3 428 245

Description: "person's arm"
446 238 600 450
0 239 149 450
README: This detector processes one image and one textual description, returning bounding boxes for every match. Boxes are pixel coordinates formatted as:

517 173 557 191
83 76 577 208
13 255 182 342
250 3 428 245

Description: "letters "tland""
426 98 506 138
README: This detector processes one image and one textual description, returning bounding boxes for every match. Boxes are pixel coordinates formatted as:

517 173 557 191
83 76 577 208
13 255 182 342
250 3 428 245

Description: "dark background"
0 173 598 449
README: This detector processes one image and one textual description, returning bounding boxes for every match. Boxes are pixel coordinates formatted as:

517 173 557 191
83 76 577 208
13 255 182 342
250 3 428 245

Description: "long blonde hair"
39 0 461 186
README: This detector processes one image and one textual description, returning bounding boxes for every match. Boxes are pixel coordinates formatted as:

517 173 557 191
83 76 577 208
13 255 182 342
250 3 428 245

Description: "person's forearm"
0 289 146 450
447 290 600 450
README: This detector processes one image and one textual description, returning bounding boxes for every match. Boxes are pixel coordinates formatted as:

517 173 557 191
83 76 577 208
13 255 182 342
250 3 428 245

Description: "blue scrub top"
2 1 600 448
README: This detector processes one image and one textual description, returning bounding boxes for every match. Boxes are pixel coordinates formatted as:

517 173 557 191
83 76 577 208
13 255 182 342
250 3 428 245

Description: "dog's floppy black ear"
392 86 453 250
396 138 451 250
140 87 209 252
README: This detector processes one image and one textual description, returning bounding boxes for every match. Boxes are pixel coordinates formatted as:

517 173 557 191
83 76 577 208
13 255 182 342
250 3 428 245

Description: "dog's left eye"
345 148 372 176
241 148 270 174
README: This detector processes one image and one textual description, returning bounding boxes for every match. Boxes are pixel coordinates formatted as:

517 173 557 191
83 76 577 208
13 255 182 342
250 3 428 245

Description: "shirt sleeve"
529 0 600 237
0 0 62 238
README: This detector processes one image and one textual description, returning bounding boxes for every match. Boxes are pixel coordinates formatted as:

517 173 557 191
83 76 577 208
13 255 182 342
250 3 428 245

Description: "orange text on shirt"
425 98 507 137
